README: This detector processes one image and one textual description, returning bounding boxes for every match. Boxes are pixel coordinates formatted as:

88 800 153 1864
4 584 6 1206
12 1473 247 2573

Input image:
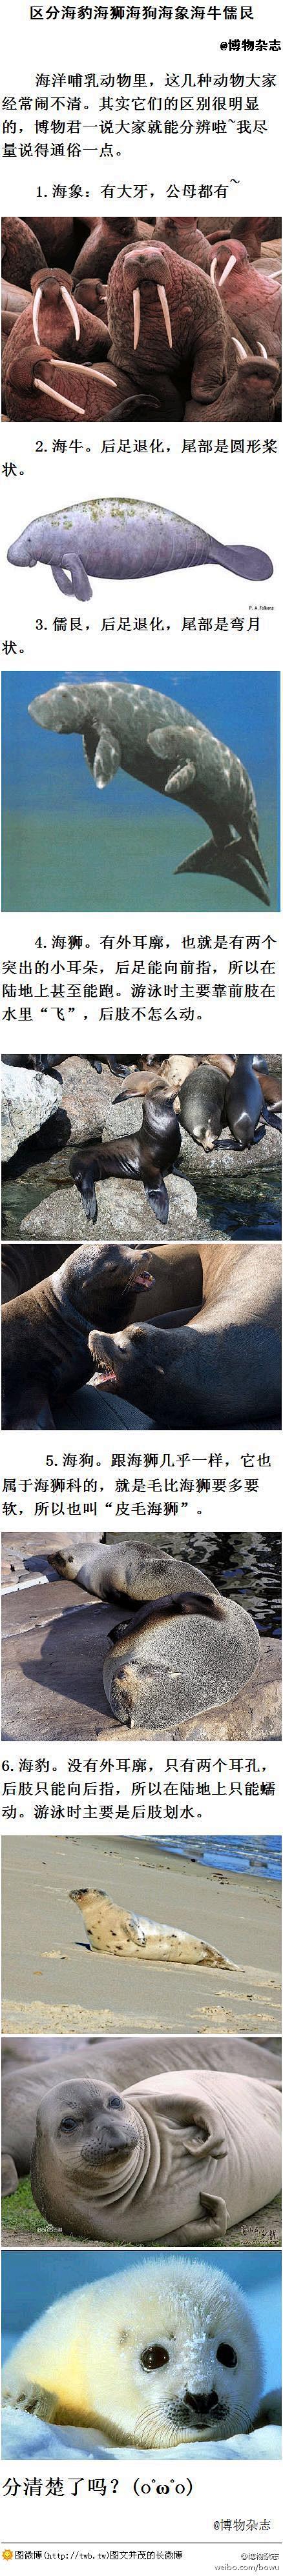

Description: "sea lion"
1 1243 153 1428
2 2254 264 2444
102 1566 260 1730
28 679 269 905
107 243 235 406
225 1057 265 1148
89 1241 281 1431
30 2068 281 2246
178 1066 227 1152
48 1537 194 1600
8 495 273 604
70 1886 238 1970
72 1095 182 1227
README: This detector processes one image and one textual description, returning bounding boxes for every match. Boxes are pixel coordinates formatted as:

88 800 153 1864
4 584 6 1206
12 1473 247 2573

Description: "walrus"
1 216 48 289
71 1095 182 1227
101 1566 260 1731
72 217 138 286
107 242 236 406
210 242 281 363
154 216 213 272
1 1242 153 1428
178 1065 227 1152
70 1886 239 1971
7 495 273 604
3 274 112 421
2 2254 264 2444
30 2068 282 2246
89 1242 281 1431
224 1056 265 1148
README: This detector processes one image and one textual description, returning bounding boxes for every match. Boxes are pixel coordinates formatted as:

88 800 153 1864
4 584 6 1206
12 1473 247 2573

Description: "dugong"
70 1886 240 1971
1 2254 264 2444
7 494 273 602
30 2069 282 2246
28 678 269 904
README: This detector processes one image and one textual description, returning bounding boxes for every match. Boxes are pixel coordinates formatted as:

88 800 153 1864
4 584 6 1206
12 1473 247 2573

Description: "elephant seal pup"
1 1243 153 1428
72 1095 182 1227
178 1065 227 1151
70 1887 238 1971
30 2068 281 2245
2 2254 263 2443
102 1568 260 1730
224 1057 265 1148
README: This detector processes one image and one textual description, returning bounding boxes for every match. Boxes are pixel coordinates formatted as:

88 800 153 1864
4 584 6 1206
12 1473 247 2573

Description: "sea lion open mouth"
122 245 173 350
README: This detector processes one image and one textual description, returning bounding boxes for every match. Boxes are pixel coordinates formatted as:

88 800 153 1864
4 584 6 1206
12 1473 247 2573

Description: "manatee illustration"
8 494 273 604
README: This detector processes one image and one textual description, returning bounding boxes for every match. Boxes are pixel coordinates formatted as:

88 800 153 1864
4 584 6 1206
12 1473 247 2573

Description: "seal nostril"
184 2390 219 2416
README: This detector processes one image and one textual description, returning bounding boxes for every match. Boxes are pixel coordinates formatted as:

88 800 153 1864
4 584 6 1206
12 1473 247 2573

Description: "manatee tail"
208 536 273 583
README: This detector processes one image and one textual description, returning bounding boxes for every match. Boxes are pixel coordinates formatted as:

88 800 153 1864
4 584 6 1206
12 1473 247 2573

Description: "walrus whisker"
32 285 42 345
34 377 85 415
61 283 80 340
133 286 140 349
157 283 173 347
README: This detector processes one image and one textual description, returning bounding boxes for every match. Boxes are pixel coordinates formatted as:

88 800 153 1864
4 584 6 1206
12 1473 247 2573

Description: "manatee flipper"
93 727 121 787
175 836 270 906
145 1179 169 1225
165 761 197 799
52 566 77 597
63 552 92 602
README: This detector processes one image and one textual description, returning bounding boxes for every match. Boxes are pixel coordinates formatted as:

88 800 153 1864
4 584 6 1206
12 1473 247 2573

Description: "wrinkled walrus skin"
1 2256 264 2445
70 1887 239 1971
1 1243 153 1428
30 2068 282 2246
7 494 273 604
28 678 269 904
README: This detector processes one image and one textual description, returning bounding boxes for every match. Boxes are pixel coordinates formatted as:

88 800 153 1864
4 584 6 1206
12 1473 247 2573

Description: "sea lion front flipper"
93 726 121 788
145 1179 169 1226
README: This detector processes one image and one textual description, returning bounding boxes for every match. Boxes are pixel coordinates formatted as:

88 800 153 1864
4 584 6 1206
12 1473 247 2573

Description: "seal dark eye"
59 2116 78 2132
140 2345 169 2371
216 2342 237 2369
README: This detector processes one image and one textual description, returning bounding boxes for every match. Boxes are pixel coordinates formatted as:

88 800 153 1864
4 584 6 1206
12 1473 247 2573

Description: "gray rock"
20 1170 198 1243
56 1057 112 1144
2 1065 60 1165
180 1121 281 1183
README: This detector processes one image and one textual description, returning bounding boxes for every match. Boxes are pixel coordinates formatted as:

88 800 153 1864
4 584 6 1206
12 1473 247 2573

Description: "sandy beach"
2 1835 281 2036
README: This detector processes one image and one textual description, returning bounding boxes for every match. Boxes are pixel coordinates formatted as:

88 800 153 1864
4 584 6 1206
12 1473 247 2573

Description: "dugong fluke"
7 494 273 602
28 678 269 905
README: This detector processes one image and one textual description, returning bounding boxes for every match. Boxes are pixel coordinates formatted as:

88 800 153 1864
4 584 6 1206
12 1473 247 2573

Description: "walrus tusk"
233 335 249 361
34 377 85 415
61 283 80 341
210 257 217 284
157 283 173 348
32 286 42 346
258 340 268 360
51 359 118 389
219 255 237 287
133 286 140 349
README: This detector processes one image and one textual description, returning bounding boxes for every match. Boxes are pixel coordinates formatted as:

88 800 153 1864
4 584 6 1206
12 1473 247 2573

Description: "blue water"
156 1837 281 1879
2 665 280 912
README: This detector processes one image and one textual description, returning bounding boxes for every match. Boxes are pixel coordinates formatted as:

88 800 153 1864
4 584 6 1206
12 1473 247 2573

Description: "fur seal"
70 1886 238 1971
28 679 269 905
8 495 273 603
2 2254 264 2444
102 1568 260 1732
48 1537 194 1601
30 2068 281 2246
1 1243 153 1428
89 1242 281 1431
224 1057 265 1148
72 1095 182 1228
178 1065 227 1151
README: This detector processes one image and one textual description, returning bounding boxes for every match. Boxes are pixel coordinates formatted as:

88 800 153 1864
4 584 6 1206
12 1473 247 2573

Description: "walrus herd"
3 214 281 421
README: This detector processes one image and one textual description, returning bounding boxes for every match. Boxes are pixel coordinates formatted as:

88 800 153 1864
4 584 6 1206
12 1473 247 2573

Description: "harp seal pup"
1 2254 264 2444
70 1886 240 1972
30 2069 282 2246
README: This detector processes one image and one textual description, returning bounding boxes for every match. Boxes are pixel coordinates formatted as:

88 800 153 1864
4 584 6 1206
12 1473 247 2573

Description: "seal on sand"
2 2255 264 2442
30 2068 282 2244
1 1243 153 1427
70 1886 239 1970
72 1095 182 1226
